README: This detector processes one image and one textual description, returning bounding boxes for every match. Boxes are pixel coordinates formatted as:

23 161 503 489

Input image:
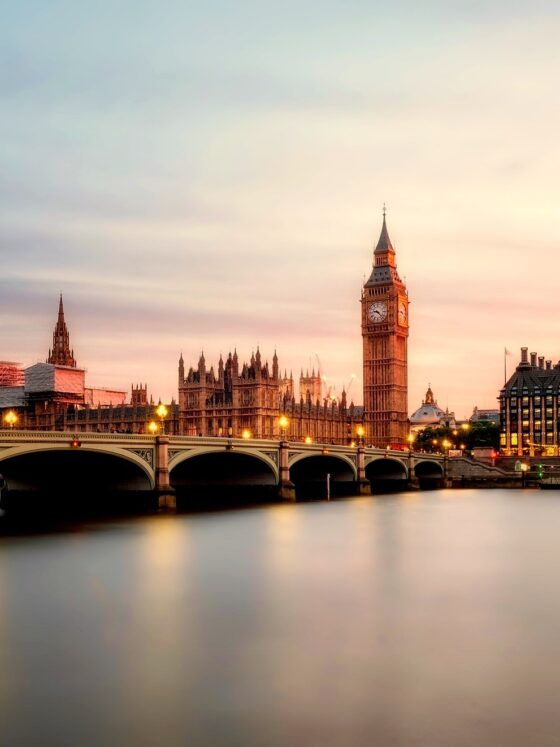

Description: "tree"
412 421 500 453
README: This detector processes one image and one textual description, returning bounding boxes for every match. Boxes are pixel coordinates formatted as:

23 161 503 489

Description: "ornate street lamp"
305 435 313 444
148 420 159 435
278 415 289 440
356 424 365 447
156 403 168 435
242 429 251 440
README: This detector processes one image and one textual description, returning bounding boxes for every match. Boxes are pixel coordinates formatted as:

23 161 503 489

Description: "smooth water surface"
2 489 560 746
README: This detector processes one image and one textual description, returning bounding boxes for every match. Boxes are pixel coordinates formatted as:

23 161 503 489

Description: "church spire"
374 205 395 255
365 206 399 285
47 294 77 368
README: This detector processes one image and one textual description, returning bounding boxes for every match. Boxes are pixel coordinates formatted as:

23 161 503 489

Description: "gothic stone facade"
177 350 361 443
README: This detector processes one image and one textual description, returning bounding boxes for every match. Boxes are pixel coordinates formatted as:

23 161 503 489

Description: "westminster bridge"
0 431 512 511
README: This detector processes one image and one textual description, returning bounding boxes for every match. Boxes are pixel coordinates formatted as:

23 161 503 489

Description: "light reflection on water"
2 489 560 746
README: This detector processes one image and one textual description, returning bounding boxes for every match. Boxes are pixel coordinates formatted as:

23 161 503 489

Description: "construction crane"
311 353 356 403
346 373 356 396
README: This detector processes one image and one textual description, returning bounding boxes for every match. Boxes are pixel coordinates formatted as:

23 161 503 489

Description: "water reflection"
2 490 560 745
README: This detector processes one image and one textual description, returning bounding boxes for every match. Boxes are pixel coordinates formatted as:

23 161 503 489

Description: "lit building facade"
499 347 560 456
177 350 362 443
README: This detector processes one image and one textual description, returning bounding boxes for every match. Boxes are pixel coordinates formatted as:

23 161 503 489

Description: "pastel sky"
1 1 559 417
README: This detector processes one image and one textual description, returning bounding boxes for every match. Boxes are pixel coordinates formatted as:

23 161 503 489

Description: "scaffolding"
0 361 24 387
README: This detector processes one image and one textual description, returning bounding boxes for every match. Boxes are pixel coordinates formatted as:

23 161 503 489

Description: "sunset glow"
2 2 559 417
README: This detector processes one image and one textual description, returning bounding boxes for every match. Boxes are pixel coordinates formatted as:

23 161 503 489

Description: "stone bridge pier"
278 441 296 501
155 436 176 510
357 447 372 495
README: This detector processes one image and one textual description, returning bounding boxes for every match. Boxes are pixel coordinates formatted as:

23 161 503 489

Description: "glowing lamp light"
407 433 415 444
70 437 81 449
460 423 470 431
4 410 18 429
350 440 356 448
155 403 168 434
148 421 159 434
242 429 251 440
278 415 289 441
304 435 312 444
356 425 365 438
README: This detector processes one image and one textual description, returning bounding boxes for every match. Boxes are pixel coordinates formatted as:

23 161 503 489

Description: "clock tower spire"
361 208 409 446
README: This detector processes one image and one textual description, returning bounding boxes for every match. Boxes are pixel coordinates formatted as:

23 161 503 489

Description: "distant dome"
410 384 455 429
410 403 446 425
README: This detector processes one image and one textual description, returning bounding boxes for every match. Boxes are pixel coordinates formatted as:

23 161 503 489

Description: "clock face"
398 301 407 325
368 301 387 323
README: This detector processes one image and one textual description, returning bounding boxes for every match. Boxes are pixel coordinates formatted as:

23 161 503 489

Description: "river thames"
2 488 560 746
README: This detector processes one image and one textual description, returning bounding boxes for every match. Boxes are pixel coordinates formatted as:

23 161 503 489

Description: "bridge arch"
414 459 444 487
169 448 279 505
289 453 357 499
169 447 279 483
0 446 155 513
0 444 154 487
365 456 408 491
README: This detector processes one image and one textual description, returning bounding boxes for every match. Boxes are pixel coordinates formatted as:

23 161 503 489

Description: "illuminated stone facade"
499 347 560 456
177 350 361 443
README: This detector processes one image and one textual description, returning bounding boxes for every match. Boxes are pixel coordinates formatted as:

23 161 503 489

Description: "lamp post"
407 432 415 453
356 425 365 447
279 415 289 441
4 410 18 430
156 403 168 435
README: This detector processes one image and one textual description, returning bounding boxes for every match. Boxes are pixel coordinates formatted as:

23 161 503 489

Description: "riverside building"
499 347 560 456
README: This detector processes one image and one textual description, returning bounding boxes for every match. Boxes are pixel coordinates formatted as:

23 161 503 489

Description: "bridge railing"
0 430 444 461
0 430 157 442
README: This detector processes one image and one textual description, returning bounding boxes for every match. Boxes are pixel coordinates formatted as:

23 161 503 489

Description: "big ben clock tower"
361 209 409 446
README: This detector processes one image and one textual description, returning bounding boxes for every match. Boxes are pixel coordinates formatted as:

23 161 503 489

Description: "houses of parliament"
0 213 410 445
